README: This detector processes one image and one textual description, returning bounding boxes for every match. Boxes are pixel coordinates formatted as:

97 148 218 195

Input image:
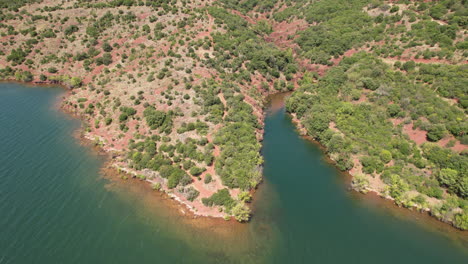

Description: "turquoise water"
0 84 466 263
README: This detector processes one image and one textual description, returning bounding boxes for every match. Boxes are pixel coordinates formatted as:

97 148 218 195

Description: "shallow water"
0 84 466 264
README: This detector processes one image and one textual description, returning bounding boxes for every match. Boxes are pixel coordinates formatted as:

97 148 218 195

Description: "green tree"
352 174 369 193
70 77 82 87
453 212 468 230
402 61 415 71
427 124 446 142
380 150 392 164
86 26 99 37
189 166 205 176
204 174 212 184
102 42 113 52
459 176 468 198
231 202 251 222
388 174 409 200
238 191 252 203
438 168 458 190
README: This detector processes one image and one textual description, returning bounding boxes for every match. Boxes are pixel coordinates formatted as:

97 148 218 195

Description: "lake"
0 84 466 263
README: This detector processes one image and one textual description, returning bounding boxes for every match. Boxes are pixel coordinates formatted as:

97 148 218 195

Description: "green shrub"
204 173 212 184
201 189 234 209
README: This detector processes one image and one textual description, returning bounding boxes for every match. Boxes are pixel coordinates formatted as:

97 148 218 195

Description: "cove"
0 84 467 264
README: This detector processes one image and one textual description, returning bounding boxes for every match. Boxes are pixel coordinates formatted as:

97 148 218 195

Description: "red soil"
264 19 308 50
195 14 214 40
132 36 147 45
403 122 428 145
193 67 214 79
231 10 257 25
330 48 361 65
137 12 150 20
438 136 468 152
353 92 368 104
297 59 329 76
390 118 404 126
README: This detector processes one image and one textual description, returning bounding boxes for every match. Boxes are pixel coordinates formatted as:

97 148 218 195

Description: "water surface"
0 84 466 263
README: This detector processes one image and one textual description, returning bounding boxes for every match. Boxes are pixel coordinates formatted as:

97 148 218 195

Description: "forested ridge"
0 0 466 227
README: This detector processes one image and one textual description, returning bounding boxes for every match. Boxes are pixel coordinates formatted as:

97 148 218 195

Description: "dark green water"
0 84 467 264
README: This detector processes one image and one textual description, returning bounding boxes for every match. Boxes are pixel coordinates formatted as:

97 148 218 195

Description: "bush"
204 173 212 184
453 213 468 230
380 150 392 164
388 174 409 200
427 124 446 142
238 191 252 203
438 168 458 190
105 118 112 126
352 175 369 193
167 168 187 189
189 166 205 176
183 186 200 201
96 53 113 66
389 6 399 13
70 77 82 88
143 106 173 133
151 182 161 191
231 202 251 222
7 48 28 64
102 42 113 52
201 189 234 209
402 61 415 71
64 25 78 36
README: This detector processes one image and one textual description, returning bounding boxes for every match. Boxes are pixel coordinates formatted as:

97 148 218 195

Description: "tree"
204 173 212 184
7 48 27 64
352 174 369 193
70 77 82 88
438 168 458 189
427 124 446 142
96 53 112 66
453 212 468 230
151 182 161 191
388 174 409 200
105 117 112 126
238 191 252 203
327 134 345 153
402 61 415 71
144 107 172 132
184 187 200 201
22 71 33 82
380 150 392 164
144 141 156 156
102 42 113 52
189 166 205 176
64 25 78 36
387 104 400 117
201 189 234 209
231 202 251 222
86 26 99 37
459 176 468 198
305 114 328 138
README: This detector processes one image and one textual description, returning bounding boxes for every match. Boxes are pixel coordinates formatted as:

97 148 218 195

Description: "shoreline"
264 92 468 236
2 79 465 231
98 165 254 240
0 79 270 220
285 102 465 231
